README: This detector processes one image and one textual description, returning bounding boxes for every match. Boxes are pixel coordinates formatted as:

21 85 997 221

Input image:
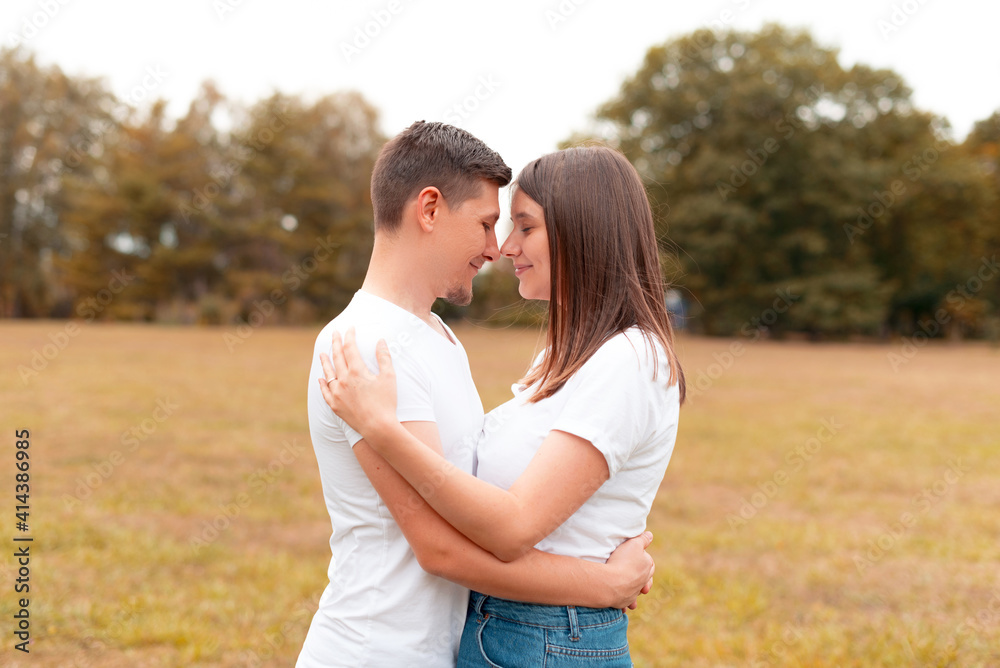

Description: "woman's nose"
500 235 517 257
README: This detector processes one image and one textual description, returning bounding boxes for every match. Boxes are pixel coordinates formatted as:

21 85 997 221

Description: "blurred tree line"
571 24 999 338
2 25 998 337
0 47 383 324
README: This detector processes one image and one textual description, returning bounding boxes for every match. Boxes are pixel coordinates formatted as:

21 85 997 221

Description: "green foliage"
572 24 999 337
960 111 1000 328
0 48 116 317
2 33 997 335
220 90 382 320
1 47 383 323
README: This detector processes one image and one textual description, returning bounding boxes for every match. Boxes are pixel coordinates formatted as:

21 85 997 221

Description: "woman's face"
501 190 551 301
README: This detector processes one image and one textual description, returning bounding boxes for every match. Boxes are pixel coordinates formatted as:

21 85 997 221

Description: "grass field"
1 320 998 667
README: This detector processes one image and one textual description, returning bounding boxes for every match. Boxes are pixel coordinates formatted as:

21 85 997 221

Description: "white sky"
3 0 999 191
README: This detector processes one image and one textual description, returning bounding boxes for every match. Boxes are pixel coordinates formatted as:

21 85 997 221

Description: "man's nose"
484 227 500 262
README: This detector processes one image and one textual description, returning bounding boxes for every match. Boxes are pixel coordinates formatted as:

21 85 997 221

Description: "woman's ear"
415 186 444 233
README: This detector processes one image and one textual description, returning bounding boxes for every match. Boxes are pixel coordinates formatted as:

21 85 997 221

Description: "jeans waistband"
469 591 622 630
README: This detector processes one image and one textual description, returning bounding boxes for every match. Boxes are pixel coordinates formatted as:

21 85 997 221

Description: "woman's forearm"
366 419 534 560
436 546 624 608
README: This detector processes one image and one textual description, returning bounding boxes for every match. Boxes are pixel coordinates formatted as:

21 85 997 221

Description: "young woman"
319 145 685 666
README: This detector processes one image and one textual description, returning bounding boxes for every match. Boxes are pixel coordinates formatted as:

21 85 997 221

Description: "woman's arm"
321 329 612 562
352 422 654 610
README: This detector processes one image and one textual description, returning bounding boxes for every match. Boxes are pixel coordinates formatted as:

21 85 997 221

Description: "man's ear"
415 186 445 233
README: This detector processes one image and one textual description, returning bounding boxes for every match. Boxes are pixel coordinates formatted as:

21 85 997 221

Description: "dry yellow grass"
1 320 998 666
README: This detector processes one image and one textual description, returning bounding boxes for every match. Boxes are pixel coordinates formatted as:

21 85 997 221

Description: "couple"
297 121 685 667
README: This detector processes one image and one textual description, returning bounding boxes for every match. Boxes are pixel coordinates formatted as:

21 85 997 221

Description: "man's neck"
360 240 438 324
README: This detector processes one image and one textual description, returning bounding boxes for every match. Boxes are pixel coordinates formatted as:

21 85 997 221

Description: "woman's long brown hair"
517 146 686 404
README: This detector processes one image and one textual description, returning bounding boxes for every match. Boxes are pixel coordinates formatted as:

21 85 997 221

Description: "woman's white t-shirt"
475 327 681 563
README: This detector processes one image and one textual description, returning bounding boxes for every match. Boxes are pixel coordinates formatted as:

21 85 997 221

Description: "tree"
958 110 1000 335
573 24 988 336
873 129 996 338
57 84 385 324
220 91 384 323
58 83 228 321
0 48 115 317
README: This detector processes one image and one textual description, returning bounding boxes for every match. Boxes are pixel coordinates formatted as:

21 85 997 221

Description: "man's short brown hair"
370 121 511 233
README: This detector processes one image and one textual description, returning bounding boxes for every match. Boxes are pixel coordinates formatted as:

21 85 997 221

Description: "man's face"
437 181 501 306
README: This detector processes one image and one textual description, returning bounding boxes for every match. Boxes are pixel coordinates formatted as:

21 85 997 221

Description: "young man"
296 122 654 667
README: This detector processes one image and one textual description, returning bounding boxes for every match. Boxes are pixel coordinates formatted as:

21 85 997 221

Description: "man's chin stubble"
443 286 472 307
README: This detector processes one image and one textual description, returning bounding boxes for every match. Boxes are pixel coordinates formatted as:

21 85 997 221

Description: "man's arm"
351 422 653 610
321 335 612 562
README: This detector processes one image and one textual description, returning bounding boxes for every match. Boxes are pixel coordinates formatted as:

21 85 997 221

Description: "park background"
1 0 999 666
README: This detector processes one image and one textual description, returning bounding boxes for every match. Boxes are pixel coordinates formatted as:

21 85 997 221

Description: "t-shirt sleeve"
549 336 653 477
315 327 436 448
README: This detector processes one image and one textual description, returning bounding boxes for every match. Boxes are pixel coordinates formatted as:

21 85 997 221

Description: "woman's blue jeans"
457 591 633 667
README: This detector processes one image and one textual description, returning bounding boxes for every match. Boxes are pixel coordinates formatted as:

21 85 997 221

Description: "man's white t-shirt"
297 290 484 668
475 327 681 563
